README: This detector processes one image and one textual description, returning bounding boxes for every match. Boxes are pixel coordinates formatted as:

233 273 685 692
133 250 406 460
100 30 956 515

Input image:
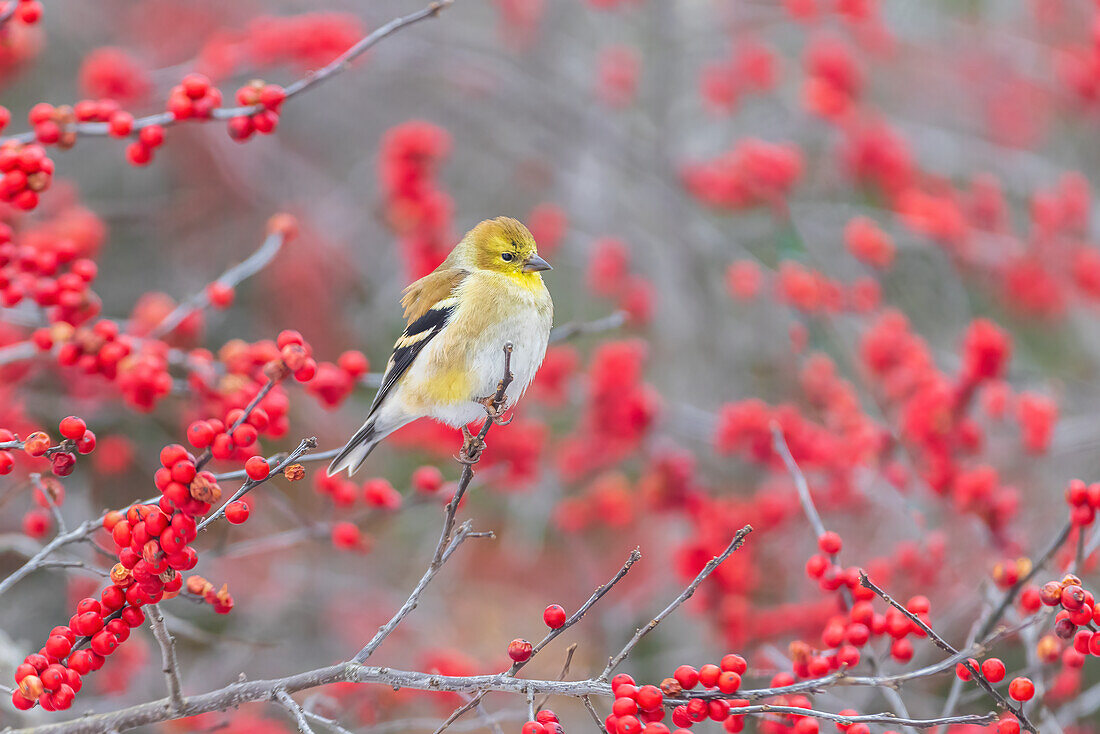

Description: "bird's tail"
327 420 382 477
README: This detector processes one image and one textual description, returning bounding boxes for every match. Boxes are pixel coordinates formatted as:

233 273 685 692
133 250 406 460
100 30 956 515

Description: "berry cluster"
1 414 94 489
586 237 654 324
680 139 803 212
1064 478 1100 527
700 38 777 113
379 120 455 279
305 348 370 408
167 73 223 121
0 235 98 322
226 80 286 142
7 0 42 25
1043 574 1100 654
521 709 565 734
0 140 53 211
11 443 208 713
11 600 145 712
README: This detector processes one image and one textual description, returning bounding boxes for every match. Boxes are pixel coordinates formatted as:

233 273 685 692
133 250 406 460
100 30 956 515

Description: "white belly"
398 304 551 427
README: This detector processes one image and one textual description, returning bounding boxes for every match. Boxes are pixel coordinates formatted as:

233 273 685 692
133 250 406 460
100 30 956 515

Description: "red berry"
412 465 444 493
44 635 71 659
138 125 165 148
698 663 721 687
58 416 86 440
955 659 977 681
1008 677 1035 701
720 654 747 673
245 456 270 481
543 604 567 629
674 665 699 689
331 521 361 550
981 658 1006 682
818 531 843 554
206 281 235 308
225 501 250 524
108 111 133 137
636 684 663 710
508 638 533 663
187 421 215 448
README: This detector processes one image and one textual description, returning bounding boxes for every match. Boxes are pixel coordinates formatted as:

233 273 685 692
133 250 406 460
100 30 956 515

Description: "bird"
327 216 554 476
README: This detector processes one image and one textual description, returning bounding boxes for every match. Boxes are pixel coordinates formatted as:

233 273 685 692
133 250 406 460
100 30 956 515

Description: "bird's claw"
458 424 486 465
479 396 512 426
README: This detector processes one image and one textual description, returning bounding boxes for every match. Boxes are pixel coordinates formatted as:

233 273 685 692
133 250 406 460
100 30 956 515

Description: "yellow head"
454 216 552 276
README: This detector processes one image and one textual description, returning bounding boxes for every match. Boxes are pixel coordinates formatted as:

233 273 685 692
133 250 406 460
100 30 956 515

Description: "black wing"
367 298 458 418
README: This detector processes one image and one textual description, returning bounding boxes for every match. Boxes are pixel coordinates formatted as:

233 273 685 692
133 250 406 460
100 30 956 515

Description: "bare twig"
149 230 286 339
975 520 1072 641
275 689 316 734
583 696 610 734
859 572 1037 734
770 422 827 538
0 516 104 597
197 437 317 530
548 311 627 344
434 549 642 732
350 521 485 665
599 525 752 679
148 603 187 713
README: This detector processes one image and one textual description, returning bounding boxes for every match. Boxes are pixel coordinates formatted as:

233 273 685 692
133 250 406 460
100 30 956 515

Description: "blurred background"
4 0 1100 731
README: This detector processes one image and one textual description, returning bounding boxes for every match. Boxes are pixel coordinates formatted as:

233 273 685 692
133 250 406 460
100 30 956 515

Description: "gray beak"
522 254 552 273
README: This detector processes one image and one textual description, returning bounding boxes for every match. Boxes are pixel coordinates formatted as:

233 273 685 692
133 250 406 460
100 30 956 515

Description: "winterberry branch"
0 515 105 597
350 521 488 665
858 571 1038 734
433 548 642 732
0 1 453 146
147 603 186 714
974 519 1072 641
0 340 35 367
148 228 287 339
599 524 753 679
196 436 317 530
5 663 1000 734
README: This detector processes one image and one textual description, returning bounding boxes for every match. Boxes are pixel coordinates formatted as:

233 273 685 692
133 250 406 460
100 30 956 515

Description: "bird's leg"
478 396 512 426
458 424 486 465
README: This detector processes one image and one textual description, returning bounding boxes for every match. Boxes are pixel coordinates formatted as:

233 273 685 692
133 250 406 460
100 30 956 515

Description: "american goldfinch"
328 216 554 476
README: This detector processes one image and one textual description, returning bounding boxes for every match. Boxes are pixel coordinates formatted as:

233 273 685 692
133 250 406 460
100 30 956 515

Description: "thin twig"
548 311 627 344
583 696 609 734
275 689 316 734
975 520 1072 641
197 437 317 530
770 422 827 537
149 230 286 339
148 604 187 713
434 549 641 732
599 525 752 679
859 572 1038 734
350 523 482 664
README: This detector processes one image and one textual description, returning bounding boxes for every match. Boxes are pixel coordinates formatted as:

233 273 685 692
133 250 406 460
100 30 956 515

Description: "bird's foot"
478 396 512 426
458 424 486 465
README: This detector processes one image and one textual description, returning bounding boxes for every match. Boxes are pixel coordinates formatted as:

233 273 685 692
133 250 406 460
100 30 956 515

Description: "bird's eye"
501 252 514 262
